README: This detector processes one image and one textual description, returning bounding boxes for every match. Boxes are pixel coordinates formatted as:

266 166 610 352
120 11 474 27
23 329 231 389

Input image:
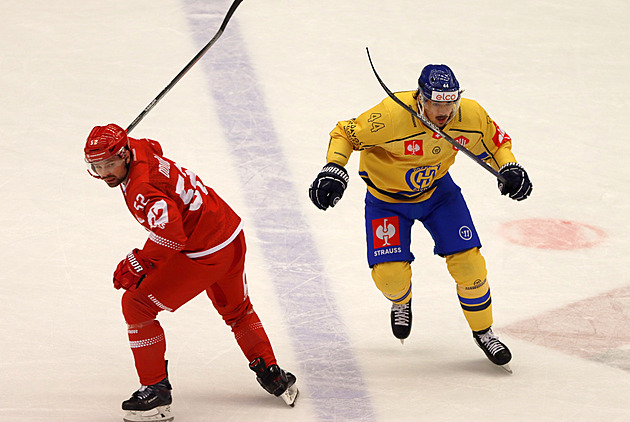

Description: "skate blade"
280 384 299 407
123 405 173 422
500 363 513 374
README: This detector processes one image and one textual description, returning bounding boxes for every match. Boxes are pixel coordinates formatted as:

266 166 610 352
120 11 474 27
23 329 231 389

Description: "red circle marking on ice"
499 218 607 250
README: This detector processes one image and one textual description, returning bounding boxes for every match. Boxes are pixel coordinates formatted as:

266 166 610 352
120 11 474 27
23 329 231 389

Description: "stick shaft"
126 0 244 134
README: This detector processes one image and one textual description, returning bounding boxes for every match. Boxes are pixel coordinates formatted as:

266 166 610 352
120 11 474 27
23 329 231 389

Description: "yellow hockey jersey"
326 91 517 203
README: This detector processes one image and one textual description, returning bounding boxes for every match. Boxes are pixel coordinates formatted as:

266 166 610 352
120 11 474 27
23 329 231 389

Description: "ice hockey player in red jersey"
84 123 298 421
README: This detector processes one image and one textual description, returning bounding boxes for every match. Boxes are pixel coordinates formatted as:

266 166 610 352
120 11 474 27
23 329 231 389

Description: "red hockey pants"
121 231 277 385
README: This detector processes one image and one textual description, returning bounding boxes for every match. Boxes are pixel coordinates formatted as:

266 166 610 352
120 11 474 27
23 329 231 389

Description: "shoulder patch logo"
147 199 169 230
492 121 511 147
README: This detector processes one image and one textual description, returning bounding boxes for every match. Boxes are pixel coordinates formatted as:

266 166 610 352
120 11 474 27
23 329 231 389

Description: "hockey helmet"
417 64 461 102
84 123 129 164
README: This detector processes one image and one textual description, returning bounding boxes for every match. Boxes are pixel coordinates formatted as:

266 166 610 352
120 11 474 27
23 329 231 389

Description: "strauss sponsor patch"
372 216 401 249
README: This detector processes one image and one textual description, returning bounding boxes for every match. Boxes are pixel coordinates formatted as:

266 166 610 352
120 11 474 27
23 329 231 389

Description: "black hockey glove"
309 162 349 210
497 162 532 201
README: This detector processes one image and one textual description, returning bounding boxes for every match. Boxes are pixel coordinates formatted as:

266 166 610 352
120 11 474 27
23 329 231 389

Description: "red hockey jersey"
121 137 242 267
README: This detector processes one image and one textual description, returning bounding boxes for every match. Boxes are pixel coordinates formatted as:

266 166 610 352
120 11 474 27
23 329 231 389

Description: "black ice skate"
249 357 299 407
122 375 173 422
473 326 513 373
391 299 412 343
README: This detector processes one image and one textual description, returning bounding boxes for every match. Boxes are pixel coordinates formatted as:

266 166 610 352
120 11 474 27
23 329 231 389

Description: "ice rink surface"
2 0 630 420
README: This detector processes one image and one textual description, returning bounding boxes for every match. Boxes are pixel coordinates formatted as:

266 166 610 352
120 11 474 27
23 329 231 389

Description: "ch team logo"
459 225 473 240
405 164 440 192
372 216 400 249
404 140 423 155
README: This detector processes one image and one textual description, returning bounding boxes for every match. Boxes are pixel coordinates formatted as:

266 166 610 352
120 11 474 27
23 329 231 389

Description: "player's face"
91 154 130 187
423 99 458 129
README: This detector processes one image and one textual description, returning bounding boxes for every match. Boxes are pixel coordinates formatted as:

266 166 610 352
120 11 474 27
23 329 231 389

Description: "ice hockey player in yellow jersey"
309 64 532 372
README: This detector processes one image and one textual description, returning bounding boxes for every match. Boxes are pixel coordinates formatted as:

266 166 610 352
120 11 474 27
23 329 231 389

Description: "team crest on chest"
405 164 440 192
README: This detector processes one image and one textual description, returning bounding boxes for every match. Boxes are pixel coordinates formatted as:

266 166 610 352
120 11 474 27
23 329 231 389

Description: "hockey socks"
128 320 167 386
230 308 277 367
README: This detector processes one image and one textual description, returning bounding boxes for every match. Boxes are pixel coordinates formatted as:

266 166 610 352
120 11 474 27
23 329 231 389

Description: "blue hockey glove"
498 162 532 201
309 163 349 210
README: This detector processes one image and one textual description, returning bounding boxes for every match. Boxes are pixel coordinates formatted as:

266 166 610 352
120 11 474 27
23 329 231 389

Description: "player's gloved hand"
497 162 532 201
113 248 155 290
309 162 349 210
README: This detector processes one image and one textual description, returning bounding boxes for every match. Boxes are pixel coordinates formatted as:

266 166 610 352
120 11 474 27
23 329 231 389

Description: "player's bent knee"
121 290 160 325
371 261 412 304
445 247 487 288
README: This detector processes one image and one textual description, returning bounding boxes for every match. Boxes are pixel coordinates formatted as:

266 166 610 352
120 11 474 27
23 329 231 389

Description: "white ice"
2 1 630 421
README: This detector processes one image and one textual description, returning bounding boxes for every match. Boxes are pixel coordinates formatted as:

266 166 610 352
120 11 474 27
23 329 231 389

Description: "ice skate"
473 326 513 373
391 299 412 343
122 375 173 422
249 357 299 407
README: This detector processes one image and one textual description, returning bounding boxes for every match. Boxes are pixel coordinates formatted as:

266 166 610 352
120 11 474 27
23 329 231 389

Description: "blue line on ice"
183 1 376 420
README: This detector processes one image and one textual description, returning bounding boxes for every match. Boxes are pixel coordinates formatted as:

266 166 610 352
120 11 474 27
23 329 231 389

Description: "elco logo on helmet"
431 91 458 102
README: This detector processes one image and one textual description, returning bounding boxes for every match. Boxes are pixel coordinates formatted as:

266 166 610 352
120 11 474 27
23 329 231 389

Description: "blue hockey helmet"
418 64 461 102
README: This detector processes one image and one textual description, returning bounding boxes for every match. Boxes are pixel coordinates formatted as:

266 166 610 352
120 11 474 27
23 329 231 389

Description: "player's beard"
102 165 129 188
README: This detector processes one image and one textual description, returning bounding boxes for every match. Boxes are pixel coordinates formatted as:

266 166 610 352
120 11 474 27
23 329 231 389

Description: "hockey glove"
309 163 349 210
498 162 533 201
113 248 155 290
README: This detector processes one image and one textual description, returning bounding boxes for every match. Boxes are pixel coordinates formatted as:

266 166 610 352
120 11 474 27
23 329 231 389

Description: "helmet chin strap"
87 167 103 180
416 96 426 119
121 149 133 186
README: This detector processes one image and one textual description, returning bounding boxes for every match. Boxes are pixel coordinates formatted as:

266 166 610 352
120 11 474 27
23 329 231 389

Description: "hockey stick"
365 48 506 183
126 0 244 134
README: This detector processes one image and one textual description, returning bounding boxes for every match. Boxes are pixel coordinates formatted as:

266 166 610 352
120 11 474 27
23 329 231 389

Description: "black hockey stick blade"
365 47 506 183
126 0 244 134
